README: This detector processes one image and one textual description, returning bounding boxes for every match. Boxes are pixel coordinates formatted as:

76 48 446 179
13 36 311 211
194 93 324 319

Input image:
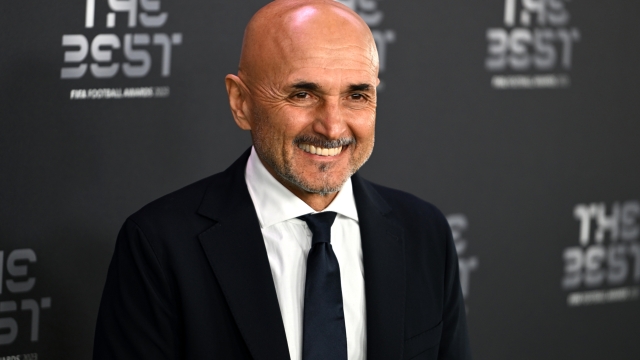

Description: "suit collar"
352 173 406 360
196 147 251 222
197 148 291 360
197 149 406 360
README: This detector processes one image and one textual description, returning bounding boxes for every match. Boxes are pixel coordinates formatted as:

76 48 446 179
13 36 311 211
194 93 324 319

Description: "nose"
312 96 347 140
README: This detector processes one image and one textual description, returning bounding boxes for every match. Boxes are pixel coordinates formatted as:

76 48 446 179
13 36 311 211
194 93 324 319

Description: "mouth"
297 143 344 157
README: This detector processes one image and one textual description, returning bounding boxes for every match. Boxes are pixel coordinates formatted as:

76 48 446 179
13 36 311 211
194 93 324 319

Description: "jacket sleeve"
93 218 180 359
438 221 472 360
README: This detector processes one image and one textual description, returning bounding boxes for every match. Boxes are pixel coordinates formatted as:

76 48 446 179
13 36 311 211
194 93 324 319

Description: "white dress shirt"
245 147 367 360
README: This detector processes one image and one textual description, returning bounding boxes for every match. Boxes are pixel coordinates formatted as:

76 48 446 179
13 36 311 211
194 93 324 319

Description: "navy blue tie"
298 211 348 360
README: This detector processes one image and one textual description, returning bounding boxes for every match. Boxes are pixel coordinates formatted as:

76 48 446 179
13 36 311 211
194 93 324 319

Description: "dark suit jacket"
94 149 471 360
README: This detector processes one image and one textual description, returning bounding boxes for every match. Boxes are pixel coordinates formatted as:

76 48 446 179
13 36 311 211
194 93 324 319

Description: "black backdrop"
1 0 639 359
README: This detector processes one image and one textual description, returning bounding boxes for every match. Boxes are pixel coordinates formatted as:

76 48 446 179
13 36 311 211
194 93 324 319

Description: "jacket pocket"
404 321 443 360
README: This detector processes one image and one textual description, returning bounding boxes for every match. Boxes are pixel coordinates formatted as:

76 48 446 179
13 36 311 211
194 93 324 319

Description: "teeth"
298 144 343 157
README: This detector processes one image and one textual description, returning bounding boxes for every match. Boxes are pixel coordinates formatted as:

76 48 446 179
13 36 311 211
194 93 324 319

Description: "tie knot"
298 211 337 245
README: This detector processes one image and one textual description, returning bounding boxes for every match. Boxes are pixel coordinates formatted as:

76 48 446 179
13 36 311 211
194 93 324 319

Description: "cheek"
350 111 376 142
268 105 307 130
253 108 292 142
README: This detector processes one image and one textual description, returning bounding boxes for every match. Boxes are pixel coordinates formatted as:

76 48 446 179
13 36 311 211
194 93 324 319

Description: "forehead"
271 30 377 88
290 43 375 73
273 53 377 93
245 4 379 87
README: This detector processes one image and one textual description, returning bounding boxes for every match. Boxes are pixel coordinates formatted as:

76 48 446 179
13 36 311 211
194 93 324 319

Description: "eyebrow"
291 82 320 91
289 81 373 93
348 83 372 92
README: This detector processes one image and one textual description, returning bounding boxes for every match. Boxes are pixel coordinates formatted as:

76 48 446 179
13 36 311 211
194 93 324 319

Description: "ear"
225 74 252 130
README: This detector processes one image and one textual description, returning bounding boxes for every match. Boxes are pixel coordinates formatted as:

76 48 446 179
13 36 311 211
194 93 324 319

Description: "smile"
297 143 343 157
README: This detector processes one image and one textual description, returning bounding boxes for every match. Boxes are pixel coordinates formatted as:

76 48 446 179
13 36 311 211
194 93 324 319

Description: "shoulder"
359 178 452 245
359 179 456 278
128 149 251 229
369 181 449 227
124 171 229 246
121 149 251 251
129 175 213 225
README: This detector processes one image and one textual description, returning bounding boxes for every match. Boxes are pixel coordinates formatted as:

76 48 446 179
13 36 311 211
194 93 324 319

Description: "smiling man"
94 1 471 360
226 0 378 211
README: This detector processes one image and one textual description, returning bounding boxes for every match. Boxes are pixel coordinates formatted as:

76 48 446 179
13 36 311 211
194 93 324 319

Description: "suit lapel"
195 150 406 360
352 174 406 360
197 149 290 360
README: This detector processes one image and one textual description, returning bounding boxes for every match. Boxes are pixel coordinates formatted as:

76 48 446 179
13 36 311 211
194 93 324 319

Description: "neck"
283 182 339 212
261 159 339 212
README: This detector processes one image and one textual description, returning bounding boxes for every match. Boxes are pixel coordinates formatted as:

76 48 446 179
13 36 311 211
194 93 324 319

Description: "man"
93 0 471 359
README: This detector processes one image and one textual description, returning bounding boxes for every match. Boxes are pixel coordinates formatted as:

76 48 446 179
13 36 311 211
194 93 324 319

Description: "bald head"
225 0 380 211
238 0 379 84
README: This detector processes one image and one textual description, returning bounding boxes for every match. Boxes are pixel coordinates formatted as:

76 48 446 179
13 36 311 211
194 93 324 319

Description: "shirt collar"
245 146 359 228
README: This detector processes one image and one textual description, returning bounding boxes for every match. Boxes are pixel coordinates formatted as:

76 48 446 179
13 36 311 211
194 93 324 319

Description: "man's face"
244 13 379 196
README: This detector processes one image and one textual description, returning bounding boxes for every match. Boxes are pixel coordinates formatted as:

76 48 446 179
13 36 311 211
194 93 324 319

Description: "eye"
344 92 372 109
289 91 319 106
293 92 310 99
349 93 367 102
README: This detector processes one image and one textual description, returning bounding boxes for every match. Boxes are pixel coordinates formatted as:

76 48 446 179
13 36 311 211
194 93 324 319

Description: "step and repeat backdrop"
1 0 639 359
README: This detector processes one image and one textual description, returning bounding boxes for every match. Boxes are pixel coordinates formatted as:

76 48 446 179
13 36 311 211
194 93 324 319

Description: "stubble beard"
250 107 373 196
